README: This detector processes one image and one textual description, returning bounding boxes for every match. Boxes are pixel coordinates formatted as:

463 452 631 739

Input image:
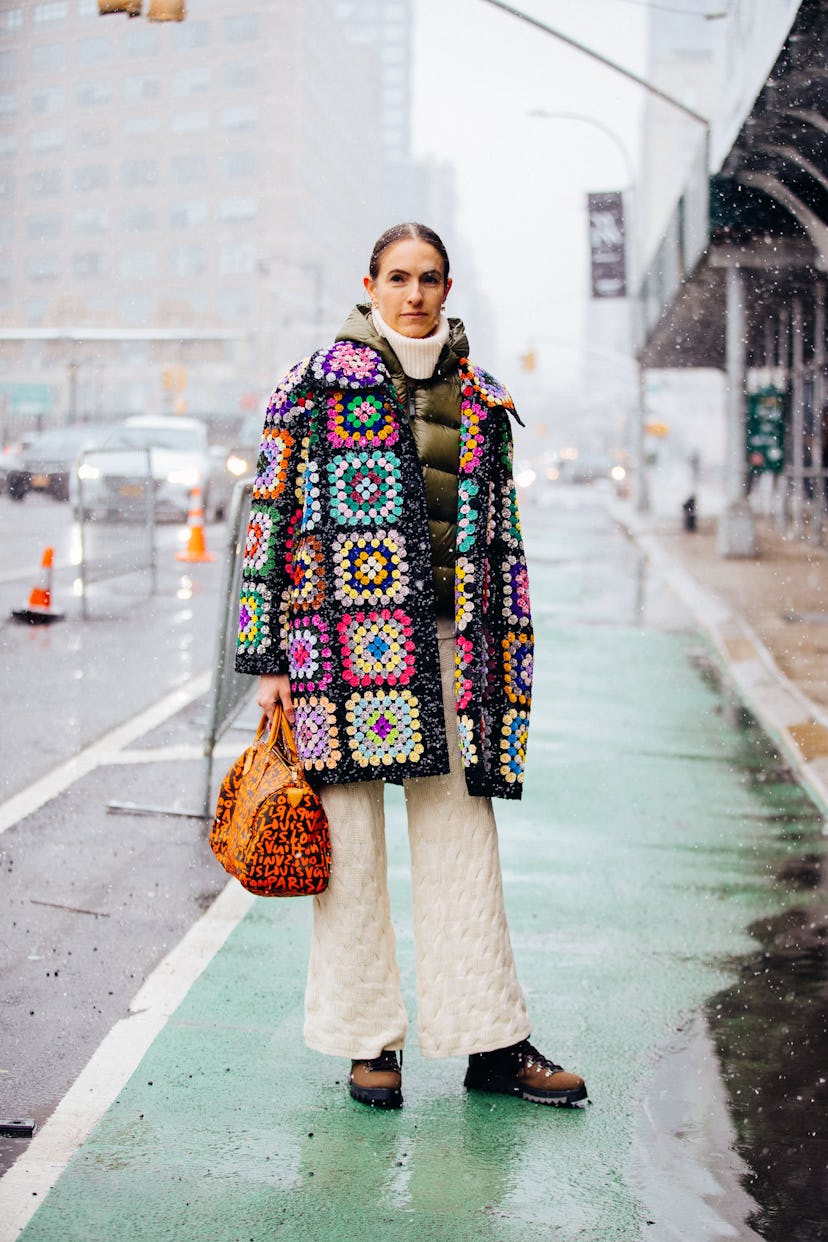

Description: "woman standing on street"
235 222 587 1110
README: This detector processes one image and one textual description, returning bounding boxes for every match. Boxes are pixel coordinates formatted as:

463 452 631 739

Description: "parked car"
3 426 108 502
72 416 234 521
213 413 263 489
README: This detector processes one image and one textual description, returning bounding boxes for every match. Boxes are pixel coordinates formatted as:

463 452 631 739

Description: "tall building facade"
0 0 420 431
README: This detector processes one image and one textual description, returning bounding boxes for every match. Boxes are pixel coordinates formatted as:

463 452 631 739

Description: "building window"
74 164 107 192
28 254 61 280
171 66 209 96
0 93 16 115
0 173 15 199
224 62 256 89
170 245 207 276
29 168 61 195
123 206 156 231
220 289 254 321
27 300 48 325
34 2 69 20
223 149 256 178
0 51 19 81
74 252 105 277
2 10 23 31
122 115 159 136
121 159 158 188
225 14 258 41
76 81 112 106
170 155 206 184
0 134 17 156
76 125 109 150
31 128 65 152
121 294 154 325
77 36 112 66
120 251 157 279
171 20 209 49
171 110 208 134
123 74 160 102
31 44 66 72
31 86 64 113
219 243 256 276
219 197 257 222
124 26 160 56
73 207 108 233
221 106 257 131
29 215 61 240
169 200 208 229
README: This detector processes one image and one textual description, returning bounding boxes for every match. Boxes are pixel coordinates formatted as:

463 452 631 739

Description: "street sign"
0 382 53 417
587 192 627 298
746 387 785 474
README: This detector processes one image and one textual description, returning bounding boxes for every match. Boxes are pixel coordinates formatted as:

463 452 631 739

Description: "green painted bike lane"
11 507 823 1241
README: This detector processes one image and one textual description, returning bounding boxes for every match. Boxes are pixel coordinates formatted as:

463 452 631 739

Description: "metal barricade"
198 476 256 815
76 445 156 618
106 476 256 820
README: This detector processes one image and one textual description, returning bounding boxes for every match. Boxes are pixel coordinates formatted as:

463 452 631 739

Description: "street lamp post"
529 108 650 511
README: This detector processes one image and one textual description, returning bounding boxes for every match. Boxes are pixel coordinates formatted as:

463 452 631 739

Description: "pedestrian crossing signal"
521 349 537 373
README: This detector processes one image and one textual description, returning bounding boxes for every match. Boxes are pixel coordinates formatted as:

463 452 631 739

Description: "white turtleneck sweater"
371 306 450 380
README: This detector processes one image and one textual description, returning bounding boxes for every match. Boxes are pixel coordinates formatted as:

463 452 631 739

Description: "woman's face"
363 238 451 338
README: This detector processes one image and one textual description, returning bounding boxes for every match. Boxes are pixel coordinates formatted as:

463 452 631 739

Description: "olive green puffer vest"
337 306 468 617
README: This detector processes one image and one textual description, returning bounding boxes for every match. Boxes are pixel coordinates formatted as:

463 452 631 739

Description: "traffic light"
98 0 142 15
520 349 537 373
148 0 185 18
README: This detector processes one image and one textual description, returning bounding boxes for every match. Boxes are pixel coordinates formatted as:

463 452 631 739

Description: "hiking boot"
464 1039 588 1106
349 1050 403 1109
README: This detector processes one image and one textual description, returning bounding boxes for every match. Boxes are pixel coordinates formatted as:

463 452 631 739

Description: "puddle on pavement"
704 707 827 1242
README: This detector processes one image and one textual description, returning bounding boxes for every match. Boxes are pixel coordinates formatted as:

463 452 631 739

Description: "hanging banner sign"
587 192 627 298
746 387 786 473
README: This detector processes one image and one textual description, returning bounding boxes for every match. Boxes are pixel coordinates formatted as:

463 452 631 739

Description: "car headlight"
226 453 250 477
166 467 201 487
77 463 101 480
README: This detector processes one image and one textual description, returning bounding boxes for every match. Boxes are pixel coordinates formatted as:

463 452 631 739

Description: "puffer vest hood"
336 305 469 616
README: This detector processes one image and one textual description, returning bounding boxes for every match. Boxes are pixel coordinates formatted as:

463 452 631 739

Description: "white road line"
0 670 212 835
0 880 254 1242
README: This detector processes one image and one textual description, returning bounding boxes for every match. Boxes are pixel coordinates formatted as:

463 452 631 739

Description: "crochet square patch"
332 529 409 607
292 695 341 771
502 555 531 627
289 535 325 612
338 609 415 687
345 688 424 768
287 615 333 693
253 426 294 502
499 708 528 783
503 630 533 705
327 392 399 449
242 504 279 579
327 450 403 526
237 584 272 654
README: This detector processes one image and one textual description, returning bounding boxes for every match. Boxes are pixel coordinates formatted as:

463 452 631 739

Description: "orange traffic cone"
11 546 65 625
176 485 215 563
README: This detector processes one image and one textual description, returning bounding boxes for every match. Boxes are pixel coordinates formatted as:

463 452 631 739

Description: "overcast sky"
411 0 649 398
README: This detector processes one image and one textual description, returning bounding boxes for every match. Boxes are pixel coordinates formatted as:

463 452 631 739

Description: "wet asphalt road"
0 485 826 1240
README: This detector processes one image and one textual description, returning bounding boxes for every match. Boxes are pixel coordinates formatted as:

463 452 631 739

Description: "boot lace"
514 1040 563 1078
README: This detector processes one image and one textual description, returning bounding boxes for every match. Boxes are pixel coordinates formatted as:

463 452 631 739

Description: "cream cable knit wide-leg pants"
304 626 531 1061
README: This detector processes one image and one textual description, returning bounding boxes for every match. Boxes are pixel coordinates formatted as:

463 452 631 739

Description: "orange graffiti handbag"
210 708 331 897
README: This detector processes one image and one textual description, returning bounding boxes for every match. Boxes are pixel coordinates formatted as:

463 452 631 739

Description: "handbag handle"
257 707 301 769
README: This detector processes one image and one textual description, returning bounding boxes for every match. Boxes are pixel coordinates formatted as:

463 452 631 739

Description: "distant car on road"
2 426 108 502
72 415 235 522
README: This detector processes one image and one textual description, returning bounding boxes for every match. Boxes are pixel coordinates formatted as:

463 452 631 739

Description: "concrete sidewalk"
614 498 828 818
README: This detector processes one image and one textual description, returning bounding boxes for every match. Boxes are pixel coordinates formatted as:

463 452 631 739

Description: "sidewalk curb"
612 501 828 821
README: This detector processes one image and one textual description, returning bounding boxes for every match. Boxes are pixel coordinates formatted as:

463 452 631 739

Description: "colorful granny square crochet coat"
235 338 533 800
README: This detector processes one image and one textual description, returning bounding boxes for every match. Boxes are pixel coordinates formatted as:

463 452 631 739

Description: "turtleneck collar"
370 306 451 380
